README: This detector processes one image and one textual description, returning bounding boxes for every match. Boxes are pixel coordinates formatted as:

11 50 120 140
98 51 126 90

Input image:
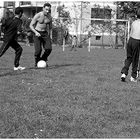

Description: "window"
96 36 101 40
91 7 112 25
20 1 31 6
7 2 15 7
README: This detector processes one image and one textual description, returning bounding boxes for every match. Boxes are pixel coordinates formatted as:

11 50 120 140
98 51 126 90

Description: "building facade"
0 1 126 47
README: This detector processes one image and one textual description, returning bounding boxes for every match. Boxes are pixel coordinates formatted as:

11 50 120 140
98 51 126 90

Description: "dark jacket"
1 17 22 42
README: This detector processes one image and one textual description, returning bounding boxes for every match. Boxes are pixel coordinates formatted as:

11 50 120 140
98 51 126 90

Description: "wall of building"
0 1 125 47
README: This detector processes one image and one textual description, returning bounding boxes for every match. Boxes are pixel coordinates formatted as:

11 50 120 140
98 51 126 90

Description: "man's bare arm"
29 13 40 36
49 17 52 39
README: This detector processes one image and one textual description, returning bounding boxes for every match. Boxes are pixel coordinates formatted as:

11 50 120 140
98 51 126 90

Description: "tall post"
80 1 82 46
88 37 91 52
102 2 105 48
58 1 61 48
127 19 130 41
115 2 118 49
62 37 65 51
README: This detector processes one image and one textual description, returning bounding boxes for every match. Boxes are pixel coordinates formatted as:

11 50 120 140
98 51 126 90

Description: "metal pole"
124 21 127 49
88 37 91 52
80 1 82 45
127 19 130 41
115 2 118 49
62 37 65 51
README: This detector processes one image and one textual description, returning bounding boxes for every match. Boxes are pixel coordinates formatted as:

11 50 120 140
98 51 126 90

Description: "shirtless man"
121 8 140 82
30 3 52 67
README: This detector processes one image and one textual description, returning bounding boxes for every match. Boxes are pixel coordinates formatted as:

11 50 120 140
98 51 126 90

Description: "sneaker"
130 76 137 82
121 73 126 82
137 70 139 78
14 66 25 71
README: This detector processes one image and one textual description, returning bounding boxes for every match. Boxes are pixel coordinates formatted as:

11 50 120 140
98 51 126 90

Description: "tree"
84 3 114 48
113 2 140 48
71 1 90 47
52 4 71 45
115 2 140 19
57 4 71 23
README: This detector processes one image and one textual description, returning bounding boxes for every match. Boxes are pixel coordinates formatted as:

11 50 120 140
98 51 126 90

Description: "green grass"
0 44 140 138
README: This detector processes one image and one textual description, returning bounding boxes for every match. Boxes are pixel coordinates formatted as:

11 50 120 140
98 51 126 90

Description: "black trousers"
0 39 23 67
121 37 140 78
33 30 52 65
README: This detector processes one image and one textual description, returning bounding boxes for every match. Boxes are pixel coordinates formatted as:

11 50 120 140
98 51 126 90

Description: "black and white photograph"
0 0 140 138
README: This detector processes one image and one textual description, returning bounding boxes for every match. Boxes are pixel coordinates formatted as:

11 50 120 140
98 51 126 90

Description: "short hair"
43 3 51 8
136 8 140 19
15 7 23 15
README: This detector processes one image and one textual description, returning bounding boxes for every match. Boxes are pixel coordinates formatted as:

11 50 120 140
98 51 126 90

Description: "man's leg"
131 40 140 79
74 44 77 51
10 40 23 68
121 38 132 81
121 38 132 76
0 41 10 57
70 45 74 51
137 59 140 78
41 49 52 62
34 36 42 67
41 35 52 64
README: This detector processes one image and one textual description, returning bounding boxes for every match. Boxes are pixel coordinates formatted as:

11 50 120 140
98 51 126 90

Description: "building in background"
2 1 58 18
0 1 126 47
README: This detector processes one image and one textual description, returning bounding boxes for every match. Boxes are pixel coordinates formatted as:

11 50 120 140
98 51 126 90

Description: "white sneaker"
14 66 25 71
137 70 139 78
130 76 137 82
121 73 126 82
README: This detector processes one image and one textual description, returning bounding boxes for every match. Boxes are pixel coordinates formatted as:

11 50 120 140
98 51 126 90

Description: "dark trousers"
34 31 52 65
121 37 140 78
0 39 23 67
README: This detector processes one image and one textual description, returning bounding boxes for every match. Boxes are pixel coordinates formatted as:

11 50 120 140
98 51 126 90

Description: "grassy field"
0 44 140 138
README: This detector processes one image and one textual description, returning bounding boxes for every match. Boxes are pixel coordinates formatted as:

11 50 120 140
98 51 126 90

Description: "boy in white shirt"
121 8 140 82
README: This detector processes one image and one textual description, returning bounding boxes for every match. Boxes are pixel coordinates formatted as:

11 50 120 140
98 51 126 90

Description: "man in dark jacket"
0 7 25 70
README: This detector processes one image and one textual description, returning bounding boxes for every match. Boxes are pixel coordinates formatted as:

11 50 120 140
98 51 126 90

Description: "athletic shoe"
14 66 25 71
130 76 137 82
137 70 139 78
121 73 126 82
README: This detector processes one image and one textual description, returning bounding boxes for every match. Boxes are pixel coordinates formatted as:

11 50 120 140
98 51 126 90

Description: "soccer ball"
37 60 46 68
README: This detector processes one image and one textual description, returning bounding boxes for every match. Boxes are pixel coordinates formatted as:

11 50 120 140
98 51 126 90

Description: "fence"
0 15 130 52
60 17 130 52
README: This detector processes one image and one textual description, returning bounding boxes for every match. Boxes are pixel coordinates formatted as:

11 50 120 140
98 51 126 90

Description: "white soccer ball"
37 60 46 68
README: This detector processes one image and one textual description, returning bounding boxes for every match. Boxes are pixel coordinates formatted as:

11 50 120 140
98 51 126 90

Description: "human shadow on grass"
48 63 82 69
0 69 28 77
28 63 82 70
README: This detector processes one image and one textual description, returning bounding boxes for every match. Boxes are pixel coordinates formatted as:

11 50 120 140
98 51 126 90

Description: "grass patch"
0 45 140 138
